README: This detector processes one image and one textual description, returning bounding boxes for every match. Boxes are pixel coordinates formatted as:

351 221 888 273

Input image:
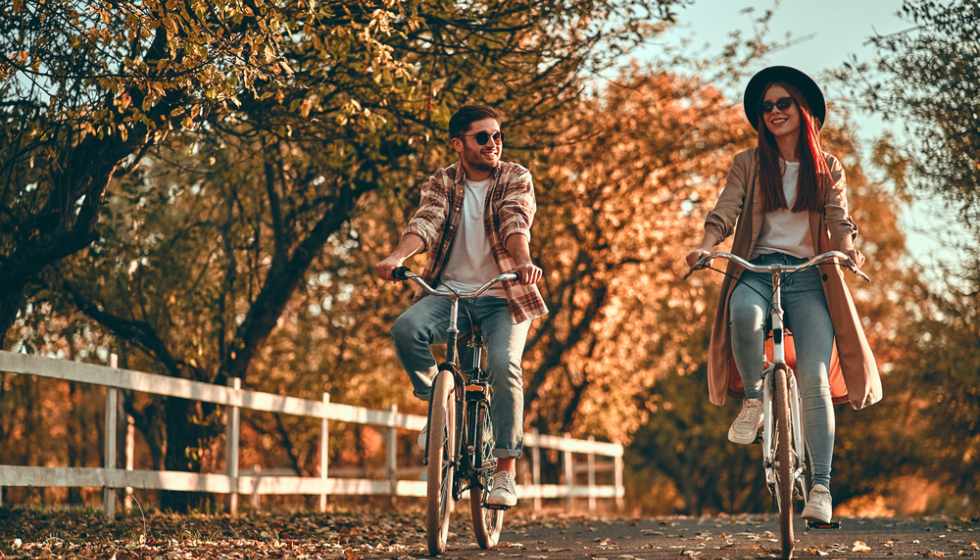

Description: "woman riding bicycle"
685 66 883 523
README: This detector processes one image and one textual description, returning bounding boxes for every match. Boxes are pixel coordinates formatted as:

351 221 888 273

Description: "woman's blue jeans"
729 252 836 489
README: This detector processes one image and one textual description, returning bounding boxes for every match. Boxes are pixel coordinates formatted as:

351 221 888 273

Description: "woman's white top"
753 161 816 259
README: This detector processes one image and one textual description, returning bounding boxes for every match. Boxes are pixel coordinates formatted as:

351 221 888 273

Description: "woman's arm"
824 156 858 251
824 156 864 266
686 152 750 267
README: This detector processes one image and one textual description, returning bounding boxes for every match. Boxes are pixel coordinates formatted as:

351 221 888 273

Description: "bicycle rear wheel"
773 364 795 559
426 371 457 555
470 402 503 549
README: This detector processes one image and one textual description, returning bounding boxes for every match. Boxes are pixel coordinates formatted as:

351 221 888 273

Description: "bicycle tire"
773 364 795 559
426 371 457 555
470 402 503 549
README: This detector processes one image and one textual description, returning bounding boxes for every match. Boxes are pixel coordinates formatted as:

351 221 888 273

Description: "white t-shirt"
754 161 816 259
440 178 506 297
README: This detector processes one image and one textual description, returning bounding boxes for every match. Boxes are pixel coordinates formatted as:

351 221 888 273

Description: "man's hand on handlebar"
510 261 542 285
375 255 406 281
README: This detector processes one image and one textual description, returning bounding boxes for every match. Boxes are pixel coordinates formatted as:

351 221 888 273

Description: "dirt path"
0 506 975 559
428 514 978 559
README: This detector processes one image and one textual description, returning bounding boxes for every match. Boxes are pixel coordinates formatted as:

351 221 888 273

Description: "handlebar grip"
392 266 410 281
501 272 519 282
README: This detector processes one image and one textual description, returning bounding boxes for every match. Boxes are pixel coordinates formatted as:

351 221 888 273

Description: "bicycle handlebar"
685 250 871 282
391 267 519 298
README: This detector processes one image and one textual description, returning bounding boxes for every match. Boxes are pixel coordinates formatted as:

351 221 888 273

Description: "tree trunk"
159 397 203 512
66 381 83 505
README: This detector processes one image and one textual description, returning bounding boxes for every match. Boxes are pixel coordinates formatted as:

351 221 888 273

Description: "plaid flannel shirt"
402 160 548 324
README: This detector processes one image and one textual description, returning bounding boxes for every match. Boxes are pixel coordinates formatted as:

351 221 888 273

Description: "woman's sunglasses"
761 97 795 113
462 130 504 145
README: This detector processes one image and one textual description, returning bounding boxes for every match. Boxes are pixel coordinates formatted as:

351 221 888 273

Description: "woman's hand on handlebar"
843 248 866 269
685 248 711 269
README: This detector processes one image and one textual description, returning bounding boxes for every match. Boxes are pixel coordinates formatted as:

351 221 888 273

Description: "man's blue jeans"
391 295 531 458
729 252 836 490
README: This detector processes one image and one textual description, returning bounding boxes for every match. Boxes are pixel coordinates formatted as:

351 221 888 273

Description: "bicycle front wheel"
773 364 795 559
470 401 503 549
426 371 457 555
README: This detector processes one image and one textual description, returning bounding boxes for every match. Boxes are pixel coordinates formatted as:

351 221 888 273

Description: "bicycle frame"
393 268 518 484
689 250 869 506
758 267 808 504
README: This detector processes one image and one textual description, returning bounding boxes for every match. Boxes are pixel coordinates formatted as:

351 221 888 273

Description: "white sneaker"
728 398 764 444
801 484 833 523
487 471 518 508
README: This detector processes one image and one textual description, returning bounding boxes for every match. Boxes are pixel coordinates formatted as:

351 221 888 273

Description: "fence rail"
0 351 624 515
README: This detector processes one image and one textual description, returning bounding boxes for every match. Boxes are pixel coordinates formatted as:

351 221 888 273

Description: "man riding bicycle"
375 105 547 508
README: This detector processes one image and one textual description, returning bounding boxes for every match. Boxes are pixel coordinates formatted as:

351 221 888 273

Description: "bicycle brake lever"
841 260 871 282
682 257 710 281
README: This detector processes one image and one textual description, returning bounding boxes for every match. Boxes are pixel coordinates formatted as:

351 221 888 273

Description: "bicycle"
392 266 515 555
686 250 869 559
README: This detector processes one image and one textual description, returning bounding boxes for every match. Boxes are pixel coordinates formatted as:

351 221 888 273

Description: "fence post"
530 431 542 512
319 392 330 512
250 464 262 511
124 413 135 513
226 377 241 516
587 436 596 513
563 432 573 511
386 404 398 502
614 452 624 511
103 354 119 518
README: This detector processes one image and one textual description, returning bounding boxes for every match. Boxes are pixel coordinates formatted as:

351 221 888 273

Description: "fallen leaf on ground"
852 540 872 553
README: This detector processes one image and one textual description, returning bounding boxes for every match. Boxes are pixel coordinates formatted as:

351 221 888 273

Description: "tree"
16 0 684 510
0 0 308 343
2 0 684 344
838 0 980 224
521 68 749 443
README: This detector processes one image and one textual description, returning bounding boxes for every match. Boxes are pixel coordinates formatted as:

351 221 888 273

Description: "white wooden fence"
0 351 624 516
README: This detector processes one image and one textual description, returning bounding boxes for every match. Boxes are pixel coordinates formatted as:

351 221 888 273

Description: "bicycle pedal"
485 503 511 511
805 519 841 530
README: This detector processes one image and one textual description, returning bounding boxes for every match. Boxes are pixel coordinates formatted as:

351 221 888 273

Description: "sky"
631 0 964 274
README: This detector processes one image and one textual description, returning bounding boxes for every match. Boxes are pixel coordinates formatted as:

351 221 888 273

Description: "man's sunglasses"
462 130 504 145
761 96 795 113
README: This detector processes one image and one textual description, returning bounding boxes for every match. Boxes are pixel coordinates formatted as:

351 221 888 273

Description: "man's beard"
466 152 496 173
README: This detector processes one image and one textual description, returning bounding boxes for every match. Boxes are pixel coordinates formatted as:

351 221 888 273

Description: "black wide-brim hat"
743 66 826 130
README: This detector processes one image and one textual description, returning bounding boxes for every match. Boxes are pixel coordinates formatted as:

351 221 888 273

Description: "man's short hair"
448 105 500 139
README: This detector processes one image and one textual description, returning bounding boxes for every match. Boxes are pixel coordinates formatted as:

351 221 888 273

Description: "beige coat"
704 148 883 410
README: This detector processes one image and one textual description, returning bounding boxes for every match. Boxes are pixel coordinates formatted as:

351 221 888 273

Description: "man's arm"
375 171 450 281
497 168 542 285
375 233 425 281
505 233 542 285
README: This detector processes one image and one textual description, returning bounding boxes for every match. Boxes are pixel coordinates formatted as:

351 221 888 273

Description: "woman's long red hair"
756 82 831 213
